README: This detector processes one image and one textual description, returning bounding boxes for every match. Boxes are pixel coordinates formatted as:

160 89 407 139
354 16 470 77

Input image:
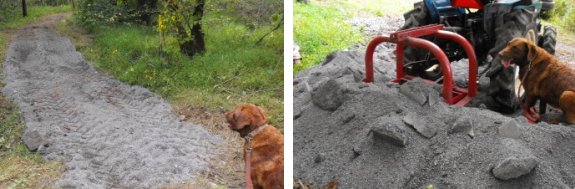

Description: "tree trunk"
179 0 205 57
22 0 27 17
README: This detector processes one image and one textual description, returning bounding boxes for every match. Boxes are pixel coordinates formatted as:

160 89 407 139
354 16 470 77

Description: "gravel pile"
294 51 575 188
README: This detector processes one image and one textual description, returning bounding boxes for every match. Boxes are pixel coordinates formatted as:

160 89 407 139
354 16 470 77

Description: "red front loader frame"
362 24 477 106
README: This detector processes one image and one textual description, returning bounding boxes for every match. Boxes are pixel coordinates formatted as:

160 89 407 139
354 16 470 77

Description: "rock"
492 157 538 180
22 130 47 151
399 84 427 106
314 153 325 164
294 108 303 120
403 112 437 138
449 116 474 138
311 79 348 111
428 91 441 106
498 120 522 139
340 112 355 124
353 131 373 155
371 119 408 147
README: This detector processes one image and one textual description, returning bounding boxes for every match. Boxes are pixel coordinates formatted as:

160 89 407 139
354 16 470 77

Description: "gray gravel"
294 51 575 188
2 15 222 188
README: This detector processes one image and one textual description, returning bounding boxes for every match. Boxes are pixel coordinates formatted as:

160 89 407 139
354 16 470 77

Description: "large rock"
403 112 437 138
371 118 408 147
492 157 538 180
399 79 442 106
399 84 427 106
498 120 522 139
449 116 475 138
311 79 348 111
22 130 47 151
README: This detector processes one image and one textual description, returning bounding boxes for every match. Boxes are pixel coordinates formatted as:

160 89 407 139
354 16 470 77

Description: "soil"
2 14 224 188
294 8 575 189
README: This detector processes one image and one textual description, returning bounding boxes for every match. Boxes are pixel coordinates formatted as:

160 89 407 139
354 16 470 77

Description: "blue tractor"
401 0 556 111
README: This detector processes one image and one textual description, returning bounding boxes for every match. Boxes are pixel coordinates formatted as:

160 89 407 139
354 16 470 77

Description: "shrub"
549 0 575 31
76 0 158 26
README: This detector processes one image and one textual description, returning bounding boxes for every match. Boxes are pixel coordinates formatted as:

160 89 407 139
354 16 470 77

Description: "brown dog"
499 38 575 124
225 104 284 189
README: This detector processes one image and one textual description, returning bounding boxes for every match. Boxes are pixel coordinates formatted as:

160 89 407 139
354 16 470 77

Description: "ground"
1 13 249 189
294 1 575 188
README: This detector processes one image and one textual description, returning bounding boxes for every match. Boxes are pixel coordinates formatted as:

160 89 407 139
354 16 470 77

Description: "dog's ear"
526 41 537 62
225 110 234 123
250 105 268 127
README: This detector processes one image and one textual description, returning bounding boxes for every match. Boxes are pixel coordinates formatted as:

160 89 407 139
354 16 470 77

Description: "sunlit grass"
294 2 362 72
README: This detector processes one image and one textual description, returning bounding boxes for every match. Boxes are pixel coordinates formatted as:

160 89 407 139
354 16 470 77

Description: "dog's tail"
560 90 575 124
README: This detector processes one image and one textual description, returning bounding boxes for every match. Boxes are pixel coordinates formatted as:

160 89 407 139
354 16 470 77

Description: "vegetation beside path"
0 5 71 189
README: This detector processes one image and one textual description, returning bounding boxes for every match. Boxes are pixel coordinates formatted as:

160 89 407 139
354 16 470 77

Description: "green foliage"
76 0 158 26
157 0 203 43
211 0 283 28
294 2 362 72
58 9 284 126
548 0 575 31
0 97 24 154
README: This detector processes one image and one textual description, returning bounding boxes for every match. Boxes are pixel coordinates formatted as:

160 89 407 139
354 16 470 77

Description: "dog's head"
499 38 538 68
225 104 268 132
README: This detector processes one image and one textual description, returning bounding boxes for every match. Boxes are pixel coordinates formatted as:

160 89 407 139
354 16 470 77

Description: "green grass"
294 2 362 72
313 0 414 17
0 5 71 188
55 11 284 129
547 0 575 32
0 5 71 30
293 0 414 72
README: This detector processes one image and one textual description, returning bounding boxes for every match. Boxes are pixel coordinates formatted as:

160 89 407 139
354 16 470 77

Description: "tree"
22 0 27 17
159 0 205 57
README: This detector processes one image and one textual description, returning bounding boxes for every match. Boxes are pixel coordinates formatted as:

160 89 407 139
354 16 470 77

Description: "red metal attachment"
363 24 477 106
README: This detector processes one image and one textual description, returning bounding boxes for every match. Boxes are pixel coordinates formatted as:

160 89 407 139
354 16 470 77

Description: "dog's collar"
244 124 268 151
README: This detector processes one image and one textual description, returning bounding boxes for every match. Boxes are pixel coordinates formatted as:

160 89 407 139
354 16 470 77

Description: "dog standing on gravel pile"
225 104 284 189
499 38 575 124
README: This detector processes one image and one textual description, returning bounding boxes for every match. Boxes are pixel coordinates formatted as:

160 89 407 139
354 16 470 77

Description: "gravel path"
2 14 222 188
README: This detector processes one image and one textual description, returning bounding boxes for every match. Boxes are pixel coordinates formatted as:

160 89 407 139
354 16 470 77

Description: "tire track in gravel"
2 14 222 189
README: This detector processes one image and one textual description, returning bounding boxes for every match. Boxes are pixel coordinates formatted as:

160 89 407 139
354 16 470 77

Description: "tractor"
397 0 557 111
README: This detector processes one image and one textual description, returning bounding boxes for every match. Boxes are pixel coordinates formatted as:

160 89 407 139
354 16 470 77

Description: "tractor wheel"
487 8 538 112
400 2 437 79
539 26 557 55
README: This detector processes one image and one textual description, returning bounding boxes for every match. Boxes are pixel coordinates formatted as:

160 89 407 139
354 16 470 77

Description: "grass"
293 0 414 72
314 0 414 17
294 2 362 72
547 0 575 32
54 6 284 131
0 5 71 30
0 5 71 188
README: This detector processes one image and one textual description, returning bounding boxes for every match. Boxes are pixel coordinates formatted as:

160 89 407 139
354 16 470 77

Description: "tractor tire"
400 2 436 79
487 8 538 112
539 26 557 55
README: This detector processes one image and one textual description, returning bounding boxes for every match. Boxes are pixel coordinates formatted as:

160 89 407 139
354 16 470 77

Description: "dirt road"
2 14 222 188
